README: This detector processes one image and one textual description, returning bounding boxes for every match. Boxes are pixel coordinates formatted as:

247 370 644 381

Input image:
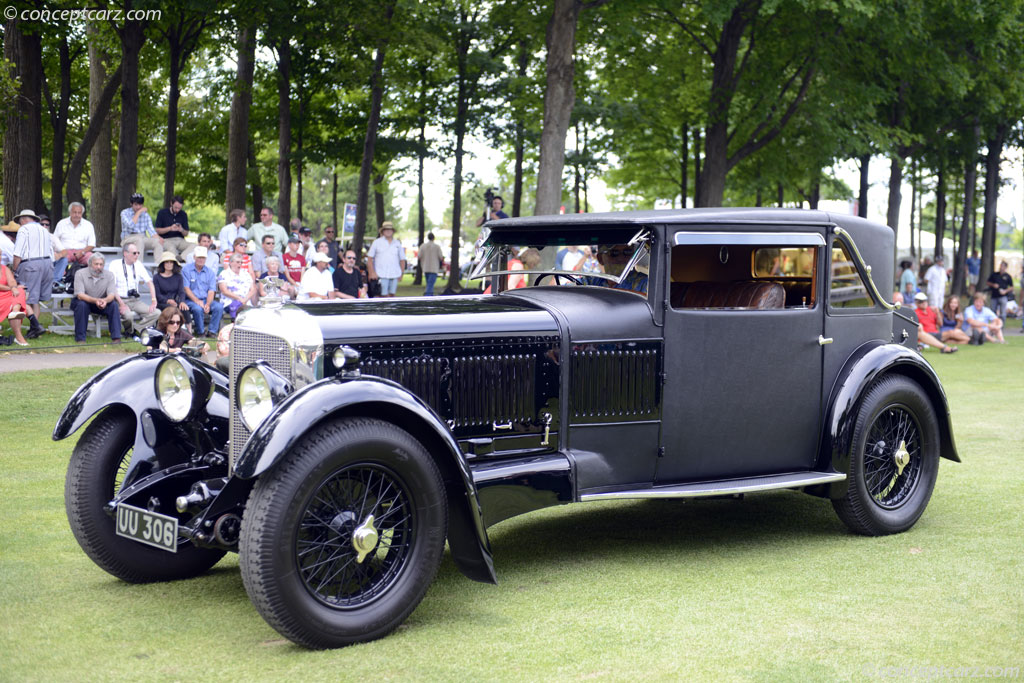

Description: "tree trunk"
277 37 292 226
353 2 395 258
951 124 979 296
88 26 115 241
809 179 820 210
67 63 122 209
535 0 585 216
3 19 44 222
935 166 946 259
374 172 385 229
413 115 425 285
225 23 256 219
693 126 702 207
512 42 528 218
44 35 74 222
332 171 338 232
679 122 688 208
909 160 916 258
886 155 903 231
247 136 262 214
857 154 869 218
164 39 182 207
114 18 146 224
978 125 1006 289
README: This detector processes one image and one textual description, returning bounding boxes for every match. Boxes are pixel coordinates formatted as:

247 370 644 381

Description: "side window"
670 242 817 310
829 241 874 308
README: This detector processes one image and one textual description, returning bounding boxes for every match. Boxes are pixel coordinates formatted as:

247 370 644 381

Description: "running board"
579 471 846 501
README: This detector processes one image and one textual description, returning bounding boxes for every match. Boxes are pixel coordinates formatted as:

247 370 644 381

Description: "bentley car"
55 208 958 649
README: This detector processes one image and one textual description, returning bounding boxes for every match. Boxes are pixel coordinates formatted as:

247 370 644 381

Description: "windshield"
468 226 652 296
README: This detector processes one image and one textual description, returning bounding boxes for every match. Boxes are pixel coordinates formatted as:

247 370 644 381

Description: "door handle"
818 335 833 346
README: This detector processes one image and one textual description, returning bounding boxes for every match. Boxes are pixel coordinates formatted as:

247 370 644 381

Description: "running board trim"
579 471 846 501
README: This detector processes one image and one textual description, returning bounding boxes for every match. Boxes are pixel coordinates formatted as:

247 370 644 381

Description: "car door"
657 230 826 483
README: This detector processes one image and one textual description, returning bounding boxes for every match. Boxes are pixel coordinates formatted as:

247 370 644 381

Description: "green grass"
1 340 1022 681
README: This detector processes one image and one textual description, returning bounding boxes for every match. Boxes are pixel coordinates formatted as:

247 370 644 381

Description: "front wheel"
64 410 226 582
832 375 940 535
239 417 448 649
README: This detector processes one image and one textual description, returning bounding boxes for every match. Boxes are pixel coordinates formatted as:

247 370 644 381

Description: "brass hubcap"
893 440 910 476
352 514 379 564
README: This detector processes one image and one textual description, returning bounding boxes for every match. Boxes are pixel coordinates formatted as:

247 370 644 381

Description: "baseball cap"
193 246 208 258
914 292 928 301
312 252 331 264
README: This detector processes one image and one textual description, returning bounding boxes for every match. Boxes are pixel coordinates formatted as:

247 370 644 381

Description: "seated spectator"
215 322 233 373
56 201 97 267
185 232 218 267
898 260 916 300
155 305 208 355
259 255 295 299
252 234 276 276
313 240 335 273
0 261 29 345
964 292 1005 343
913 292 958 353
182 246 224 337
38 215 68 290
299 253 335 300
119 194 162 263
109 243 159 336
939 295 971 345
332 249 367 299
71 253 121 343
154 252 192 329
986 261 1013 322
282 235 306 289
218 253 256 320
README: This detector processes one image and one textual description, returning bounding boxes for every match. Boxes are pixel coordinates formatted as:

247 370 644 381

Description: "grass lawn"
1 337 1022 681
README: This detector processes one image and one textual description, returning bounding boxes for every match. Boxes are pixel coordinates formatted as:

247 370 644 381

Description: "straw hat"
157 252 180 266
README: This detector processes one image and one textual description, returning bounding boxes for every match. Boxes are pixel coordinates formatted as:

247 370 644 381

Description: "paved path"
0 350 134 373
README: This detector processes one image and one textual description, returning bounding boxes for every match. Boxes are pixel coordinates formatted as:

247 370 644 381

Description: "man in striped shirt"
11 209 52 338
120 193 163 263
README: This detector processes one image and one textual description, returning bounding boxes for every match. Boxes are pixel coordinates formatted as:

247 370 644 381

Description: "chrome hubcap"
352 514 379 564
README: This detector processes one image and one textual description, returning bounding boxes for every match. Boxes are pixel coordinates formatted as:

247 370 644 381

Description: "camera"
127 288 139 298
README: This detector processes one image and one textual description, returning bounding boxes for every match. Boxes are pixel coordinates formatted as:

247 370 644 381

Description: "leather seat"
671 281 785 309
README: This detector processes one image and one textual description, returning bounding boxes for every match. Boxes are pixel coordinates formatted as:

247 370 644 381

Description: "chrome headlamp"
236 361 293 431
155 355 211 422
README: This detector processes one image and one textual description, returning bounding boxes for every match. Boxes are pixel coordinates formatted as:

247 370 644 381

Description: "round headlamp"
155 356 193 422
140 327 164 350
237 362 293 431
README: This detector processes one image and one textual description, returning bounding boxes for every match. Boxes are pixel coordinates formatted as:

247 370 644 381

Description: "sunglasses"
169 319 182 325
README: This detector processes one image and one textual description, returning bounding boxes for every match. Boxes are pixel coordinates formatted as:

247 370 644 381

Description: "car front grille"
229 327 292 469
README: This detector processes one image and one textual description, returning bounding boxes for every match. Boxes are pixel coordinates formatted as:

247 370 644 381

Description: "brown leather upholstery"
671 280 786 309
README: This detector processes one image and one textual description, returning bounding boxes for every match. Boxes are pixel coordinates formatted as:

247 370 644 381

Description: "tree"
87 22 116 238
225 21 256 218
112 9 148 221
3 18 45 220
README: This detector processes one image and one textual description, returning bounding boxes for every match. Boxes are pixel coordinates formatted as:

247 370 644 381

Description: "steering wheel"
533 272 584 287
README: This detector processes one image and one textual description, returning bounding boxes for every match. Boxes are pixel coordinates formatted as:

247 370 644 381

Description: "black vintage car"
55 208 958 649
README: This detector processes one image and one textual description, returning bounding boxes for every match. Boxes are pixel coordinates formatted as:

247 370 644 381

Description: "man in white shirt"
924 255 948 309
218 209 248 254
109 244 159 335
11 209 53 337
366 222 406 297
53 201 96 266
0 223 15 267
299 252 335 300
251 207 288 254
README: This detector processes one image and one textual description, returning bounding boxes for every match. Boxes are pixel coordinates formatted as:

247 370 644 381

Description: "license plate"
114 503 179 553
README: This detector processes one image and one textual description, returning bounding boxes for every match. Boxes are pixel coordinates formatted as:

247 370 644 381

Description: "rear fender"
234 375 497 584
821 341 960 497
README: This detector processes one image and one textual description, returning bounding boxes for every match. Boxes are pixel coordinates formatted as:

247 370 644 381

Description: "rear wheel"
832 376 940 535
240 417 447 649
64 410 226 582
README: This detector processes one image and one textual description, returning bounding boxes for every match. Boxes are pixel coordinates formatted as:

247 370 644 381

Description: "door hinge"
659 371 668 386
657 446 665 458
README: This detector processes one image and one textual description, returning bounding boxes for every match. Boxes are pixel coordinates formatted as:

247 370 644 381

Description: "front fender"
822 341 960 494
234 375 497 584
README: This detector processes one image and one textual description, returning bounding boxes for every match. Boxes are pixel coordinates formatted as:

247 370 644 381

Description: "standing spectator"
332 249 367 299
299 226 314 261
418 232 443 296
109 243 158 336
153 195 194 260
185 232 218 266
120 194 162 263
964 292 1005 344
71 253 121 343
0 261 29 345
252 207 288 254
561 245 585 272
288 217 303 237
282 235 306 288
299 252 335 300
475 195 509 226
55 202 97 267
153 252 191 329
182 246 224 337
366 221 406 298
11 209 52 338
38 215 68 290
321 225 340 267
985 261 1013 322
218 209 247 254
251 234 276 276
218 253 257 320
898 260 916 300
965 250 981 294
912 292 958 353
923 255 948 309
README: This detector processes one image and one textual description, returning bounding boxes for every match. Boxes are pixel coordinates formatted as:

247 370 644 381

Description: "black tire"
239 417 447 649
64 410 226 582
832 375 940 535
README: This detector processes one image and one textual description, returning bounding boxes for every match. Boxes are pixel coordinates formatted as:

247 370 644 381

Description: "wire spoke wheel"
863 405 922 508
297 464 413 609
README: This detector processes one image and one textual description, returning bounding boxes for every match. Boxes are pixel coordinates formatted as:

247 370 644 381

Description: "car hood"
291 295 559 342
